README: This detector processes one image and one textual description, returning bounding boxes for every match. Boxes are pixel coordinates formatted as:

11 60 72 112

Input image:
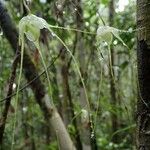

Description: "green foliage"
101 0 109 5
67 124 76 136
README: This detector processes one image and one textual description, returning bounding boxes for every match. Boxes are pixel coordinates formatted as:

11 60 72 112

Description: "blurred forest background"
0 0 137 149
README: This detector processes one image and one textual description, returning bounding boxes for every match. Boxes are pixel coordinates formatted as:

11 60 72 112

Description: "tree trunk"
74 0 91 149
137 0 150 149
73 0 98 149
108 0 119 143
60 47 82 149
60 48 70 125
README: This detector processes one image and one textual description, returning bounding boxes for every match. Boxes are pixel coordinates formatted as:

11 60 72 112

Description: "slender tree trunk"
60 48 82 149
60 48 70 125
54 1 83 148
0 2 75 149
75 1 90 150
73 0 98 149
109 0 119 143
137 0 150 149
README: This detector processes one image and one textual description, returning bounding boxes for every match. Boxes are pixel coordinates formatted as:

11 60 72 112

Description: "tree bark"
137 0 150 149
108 0 119 143
73 0 97 149
60 47 82 149
75 0 91 149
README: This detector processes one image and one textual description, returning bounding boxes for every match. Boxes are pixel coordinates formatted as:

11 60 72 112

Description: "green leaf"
67 124 76 135
101 0 109 5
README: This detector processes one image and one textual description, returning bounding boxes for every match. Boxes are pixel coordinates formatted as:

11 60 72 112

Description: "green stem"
36 42 53 105
11 41 24 150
